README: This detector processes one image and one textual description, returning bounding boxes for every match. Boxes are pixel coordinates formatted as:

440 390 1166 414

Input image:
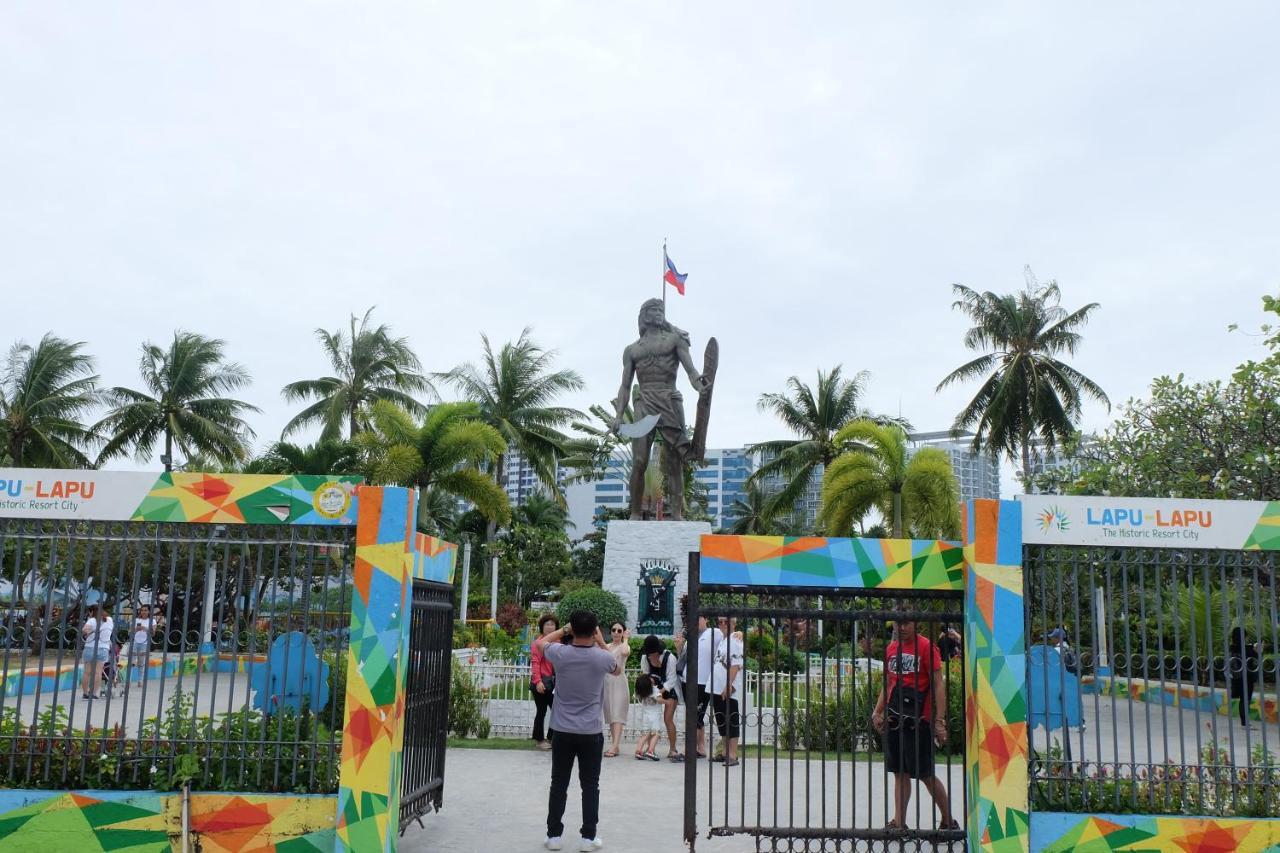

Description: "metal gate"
399 578 454 833
684 554 967 852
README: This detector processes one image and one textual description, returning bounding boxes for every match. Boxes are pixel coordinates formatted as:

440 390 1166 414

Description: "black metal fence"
1025 544 1280 817
685 558 966 852
0 518 353 792
400 578 454 833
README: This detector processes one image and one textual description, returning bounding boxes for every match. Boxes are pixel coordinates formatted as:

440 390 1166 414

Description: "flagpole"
662 238 667 307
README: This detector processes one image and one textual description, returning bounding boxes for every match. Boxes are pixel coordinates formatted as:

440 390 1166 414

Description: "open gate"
683 552 967 852
399 578 454 834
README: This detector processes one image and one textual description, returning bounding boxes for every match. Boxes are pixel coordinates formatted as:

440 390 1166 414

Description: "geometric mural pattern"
1245 500 1280 551
412 532 458 583
699 534 965 590
0 790 335 852
1031 812 1280 853
963 499 1030 853
131 472 361 525
336 486 417 853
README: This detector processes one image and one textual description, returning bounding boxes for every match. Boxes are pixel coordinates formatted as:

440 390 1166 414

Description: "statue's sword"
615 414 660 439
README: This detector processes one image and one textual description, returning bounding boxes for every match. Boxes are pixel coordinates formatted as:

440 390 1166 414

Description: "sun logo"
1038 506 1070 532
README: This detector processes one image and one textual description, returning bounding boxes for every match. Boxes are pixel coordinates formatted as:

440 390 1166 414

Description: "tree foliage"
555 586 627 632
0 334 100 468
96 331 258 469
820 420 960 539
937 268 1109 486
281 308 432 441
1037 294 1280 500
491 522 571 607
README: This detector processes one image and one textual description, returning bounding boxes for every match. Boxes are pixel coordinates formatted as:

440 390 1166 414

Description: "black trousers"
547 732 604 840
531 684 554 741
1233 678 1254 726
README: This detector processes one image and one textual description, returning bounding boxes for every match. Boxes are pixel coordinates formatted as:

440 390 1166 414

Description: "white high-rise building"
907 431 1002 503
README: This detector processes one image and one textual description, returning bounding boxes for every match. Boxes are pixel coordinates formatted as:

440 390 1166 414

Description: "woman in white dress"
602 621 631 757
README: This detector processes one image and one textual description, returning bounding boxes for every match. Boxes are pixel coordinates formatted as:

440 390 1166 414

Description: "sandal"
942 820 960 830
604 748 619 758
723 758 739 767
886 820 903 830
667 753 685 762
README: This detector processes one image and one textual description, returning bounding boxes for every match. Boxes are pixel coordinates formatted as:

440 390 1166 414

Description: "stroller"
101 636 124 698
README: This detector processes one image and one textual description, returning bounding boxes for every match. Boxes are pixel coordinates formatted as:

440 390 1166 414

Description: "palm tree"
281 308 432 442
936 269 1110 487
725 482 800 535
746 366 871 520
441 328 583 504
514 491 573 533
355 400 511 528
245 440 363 475
820 420 960 539
0 334 100 468
96 332 259 470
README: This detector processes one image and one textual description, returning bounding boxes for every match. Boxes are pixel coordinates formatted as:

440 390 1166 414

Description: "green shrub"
449 661 487 738
556 587 626 632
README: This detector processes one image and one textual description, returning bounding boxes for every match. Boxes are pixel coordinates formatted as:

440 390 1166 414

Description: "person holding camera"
870 617 956 832
530 614 560 749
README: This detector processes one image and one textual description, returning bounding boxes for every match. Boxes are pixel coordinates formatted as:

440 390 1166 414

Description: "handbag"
540 675 555 692
886 683 928 725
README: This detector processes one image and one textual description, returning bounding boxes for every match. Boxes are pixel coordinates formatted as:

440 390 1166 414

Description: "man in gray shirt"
536 610 620 852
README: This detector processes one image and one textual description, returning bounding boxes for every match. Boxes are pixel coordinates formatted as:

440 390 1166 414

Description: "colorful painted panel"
0 789 336 851
700 535 964 590
964 499 1030 853
411 532 458 583
336 486 415 853
133 473 361 525
1246 500 1280 550
1030 812 1280 852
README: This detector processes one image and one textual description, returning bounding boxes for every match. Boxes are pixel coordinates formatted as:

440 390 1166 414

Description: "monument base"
602 520 711 637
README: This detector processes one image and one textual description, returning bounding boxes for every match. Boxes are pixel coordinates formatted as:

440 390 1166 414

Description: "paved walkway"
400 748 963 853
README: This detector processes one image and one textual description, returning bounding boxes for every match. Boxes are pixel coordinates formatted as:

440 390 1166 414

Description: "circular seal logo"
313 481 351 520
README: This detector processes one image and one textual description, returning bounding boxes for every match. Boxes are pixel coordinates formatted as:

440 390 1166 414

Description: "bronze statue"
610 299 717 520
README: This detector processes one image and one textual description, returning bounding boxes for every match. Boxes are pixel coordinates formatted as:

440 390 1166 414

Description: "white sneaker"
545 838 563 850
578 838 603 851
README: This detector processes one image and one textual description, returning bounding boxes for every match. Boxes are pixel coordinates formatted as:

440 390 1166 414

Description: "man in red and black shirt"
871 618 956 831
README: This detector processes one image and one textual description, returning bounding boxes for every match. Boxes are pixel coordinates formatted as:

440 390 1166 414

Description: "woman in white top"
127 604 156 689
80 604 114 700
639 634 683 761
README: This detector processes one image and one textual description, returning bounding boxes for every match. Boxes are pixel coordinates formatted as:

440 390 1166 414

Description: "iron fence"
685 569 966 852
0 518 353 793
400 579 453 833
1025 544 1280 817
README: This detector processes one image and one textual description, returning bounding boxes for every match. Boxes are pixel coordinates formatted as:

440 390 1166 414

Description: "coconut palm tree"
514 491 573 533
440 329 583 504
355 400 510 527
725 482 800 535
245 440 363 475
96 332 258 470
820 420 960 539
0 334 100 468
746 366 871 520
936 269 1110 487
281 308 432 442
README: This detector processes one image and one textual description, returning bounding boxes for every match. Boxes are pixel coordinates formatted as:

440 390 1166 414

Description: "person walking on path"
531 614 560 750
1229 627 1263 727
536 610 620 852
602 621 631 757
709 617 744 767
685 615 715 759
639 634 683 761
80 604 114 700
871 616 956 831
127 603 156 690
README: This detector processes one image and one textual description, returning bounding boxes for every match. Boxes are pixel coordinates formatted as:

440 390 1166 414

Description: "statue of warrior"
610 298 716 521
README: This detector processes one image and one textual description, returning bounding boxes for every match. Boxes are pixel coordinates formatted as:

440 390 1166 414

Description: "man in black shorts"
870 617 956 831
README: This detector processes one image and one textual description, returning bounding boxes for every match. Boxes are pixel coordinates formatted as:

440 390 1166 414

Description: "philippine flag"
664 250 688 296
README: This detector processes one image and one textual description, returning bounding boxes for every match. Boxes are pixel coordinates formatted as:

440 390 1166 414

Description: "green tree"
245 440 363 475
355 400 510 528
747 366 872 520
936 268 1110 487
820 420 960 539
491 523 572 606
441 329 583 504
0 334 100 468
1037 296 1280 500
725 482 801 535
281 308 432 441
514 491 572 533
96 332 259 470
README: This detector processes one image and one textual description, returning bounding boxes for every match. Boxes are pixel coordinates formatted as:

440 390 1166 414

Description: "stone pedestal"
602 520 711 637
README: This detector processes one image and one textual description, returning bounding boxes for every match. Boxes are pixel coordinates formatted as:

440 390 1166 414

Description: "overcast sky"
4 3 1278 487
